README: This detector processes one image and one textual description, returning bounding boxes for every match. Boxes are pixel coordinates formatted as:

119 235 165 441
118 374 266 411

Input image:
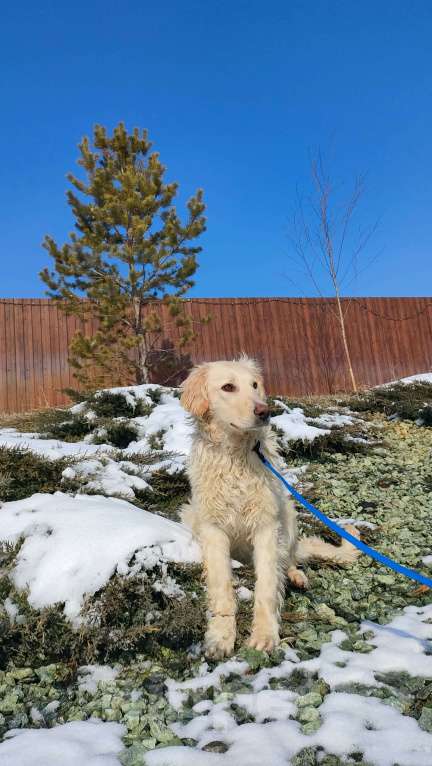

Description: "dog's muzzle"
254 403 270 422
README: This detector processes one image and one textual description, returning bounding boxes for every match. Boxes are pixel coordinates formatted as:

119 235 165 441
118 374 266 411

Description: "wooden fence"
0 297 431 413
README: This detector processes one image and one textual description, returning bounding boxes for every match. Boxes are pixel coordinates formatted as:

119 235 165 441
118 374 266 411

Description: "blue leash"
253 442 432 589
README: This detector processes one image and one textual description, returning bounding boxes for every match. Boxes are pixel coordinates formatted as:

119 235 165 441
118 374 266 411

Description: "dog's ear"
180 364 209 418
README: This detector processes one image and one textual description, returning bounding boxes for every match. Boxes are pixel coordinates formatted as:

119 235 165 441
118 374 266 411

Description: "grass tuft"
0 562 205 670
279 429 370 462
135 470 190 521
268 396 324 419
146 387 163 405
46 415 93 441
91 391 136 419
104 421 139 449
348 382 432 425
147 429 166 451
0 447 71 501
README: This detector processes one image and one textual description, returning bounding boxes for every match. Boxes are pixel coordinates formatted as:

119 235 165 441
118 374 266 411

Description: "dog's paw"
205 615 236 660
248 628 280 653
287 566 309 589
336 523 361 563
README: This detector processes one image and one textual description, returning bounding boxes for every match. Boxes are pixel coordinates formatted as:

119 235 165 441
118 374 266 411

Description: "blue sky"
1 0 431 298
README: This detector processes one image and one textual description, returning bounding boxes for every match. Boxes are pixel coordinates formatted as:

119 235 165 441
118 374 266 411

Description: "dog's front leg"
200 523 236 659
249 521 283 652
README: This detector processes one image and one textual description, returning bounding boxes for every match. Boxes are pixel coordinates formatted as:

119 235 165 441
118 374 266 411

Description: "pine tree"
41 123 206 387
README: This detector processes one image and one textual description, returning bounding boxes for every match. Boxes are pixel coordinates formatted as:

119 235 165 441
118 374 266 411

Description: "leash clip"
253 440 265 462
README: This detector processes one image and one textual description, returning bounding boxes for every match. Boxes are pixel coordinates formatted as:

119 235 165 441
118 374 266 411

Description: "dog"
180 356 359 659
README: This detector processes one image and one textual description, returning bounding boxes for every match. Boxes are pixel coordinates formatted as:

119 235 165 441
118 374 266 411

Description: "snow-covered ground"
0 387 334 500
0 387 192 499
0 386 332 623
0 383 343 635
153 604 432 766
3 605 432 765
0 377 431 765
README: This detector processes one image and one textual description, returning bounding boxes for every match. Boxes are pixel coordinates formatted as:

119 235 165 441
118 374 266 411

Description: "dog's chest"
190 447 280 533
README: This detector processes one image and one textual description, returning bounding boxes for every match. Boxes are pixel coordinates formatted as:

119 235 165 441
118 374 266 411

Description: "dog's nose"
254 403 269 420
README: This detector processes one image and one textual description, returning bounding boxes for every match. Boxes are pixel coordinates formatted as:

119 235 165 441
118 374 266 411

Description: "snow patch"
0 388 190 500
300 605 432 688
0 492 201 620
271 408 330 442
0 720 125 766
310 412 354 428
78 665 120 694
166 659 249 710
236 586 253 601
126 392 193 457
3 596 20 623
234 688 297 723
0 429 111 460
61 457 151 499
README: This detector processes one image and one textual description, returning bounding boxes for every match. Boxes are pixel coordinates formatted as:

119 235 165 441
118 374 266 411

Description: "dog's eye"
252 381 258 389
221 383 236 392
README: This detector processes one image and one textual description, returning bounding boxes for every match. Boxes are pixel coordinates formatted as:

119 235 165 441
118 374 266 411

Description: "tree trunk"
133 298 150 385
335 293 357 392
136 338 150 384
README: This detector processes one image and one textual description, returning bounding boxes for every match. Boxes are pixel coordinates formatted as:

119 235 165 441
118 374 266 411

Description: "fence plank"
0 302 8 412
23 301 35 410
4 302 18 413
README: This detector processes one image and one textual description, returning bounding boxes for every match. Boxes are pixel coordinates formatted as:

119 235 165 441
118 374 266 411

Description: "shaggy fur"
180 356 360 659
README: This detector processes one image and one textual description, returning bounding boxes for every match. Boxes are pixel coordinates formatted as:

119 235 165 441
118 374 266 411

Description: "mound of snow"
0 720 125 766
93 382 166 403
0 392 193 464
0 492 201 620
381 372 432 387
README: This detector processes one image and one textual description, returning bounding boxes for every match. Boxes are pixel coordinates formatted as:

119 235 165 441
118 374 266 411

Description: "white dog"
180 356 359 659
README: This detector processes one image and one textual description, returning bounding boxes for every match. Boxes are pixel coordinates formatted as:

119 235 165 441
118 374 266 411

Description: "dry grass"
0 407 70 431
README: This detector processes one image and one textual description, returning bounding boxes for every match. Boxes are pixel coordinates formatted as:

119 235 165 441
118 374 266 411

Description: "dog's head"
180 356 269 432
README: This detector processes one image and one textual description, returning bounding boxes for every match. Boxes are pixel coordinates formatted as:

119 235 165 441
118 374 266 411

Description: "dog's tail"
296 524 361 565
